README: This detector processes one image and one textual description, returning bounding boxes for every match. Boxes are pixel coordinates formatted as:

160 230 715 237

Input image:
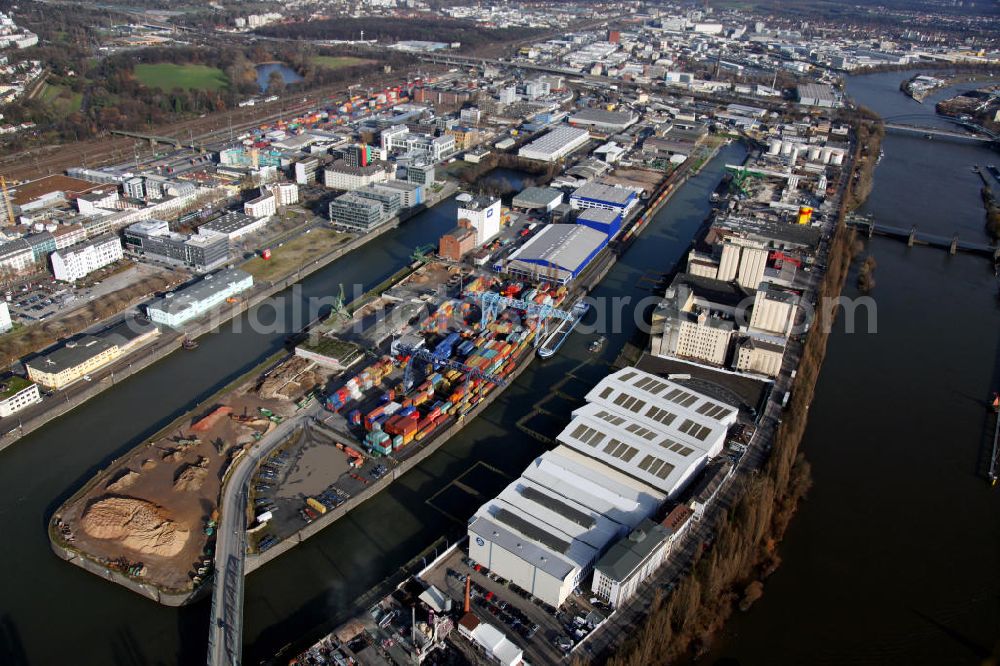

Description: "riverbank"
601 123 869 664
0 182 458 454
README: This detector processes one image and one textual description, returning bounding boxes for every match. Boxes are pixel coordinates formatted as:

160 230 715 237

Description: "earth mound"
80 496 190 558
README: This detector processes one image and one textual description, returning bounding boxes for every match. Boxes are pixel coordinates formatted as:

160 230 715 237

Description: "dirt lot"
600 168 666 195
52 354 321 593
242 227 351 283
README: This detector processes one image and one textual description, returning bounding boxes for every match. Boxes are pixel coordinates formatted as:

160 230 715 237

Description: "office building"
0 375 41 417
268 182 299 206
0 239 34 273
199 211 265 241
381 126 455 162
376 180 424 209
329 192 388 233
518 126 590 162
592 518 672 607
294 158 320 185
323 160 389 191
406 163 435 186
146 268 253 328
26 319 159 389
50 234 124 282
458 195 501 245
124 219 230 272
123 177 145 200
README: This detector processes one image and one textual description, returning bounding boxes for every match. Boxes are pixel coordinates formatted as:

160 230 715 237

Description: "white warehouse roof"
558 368 737 497
502 224 607 283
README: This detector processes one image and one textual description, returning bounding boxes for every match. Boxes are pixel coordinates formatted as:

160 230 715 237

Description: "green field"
310 55 372 70
242 228 351 283
133 63 228 92
39 83 82 115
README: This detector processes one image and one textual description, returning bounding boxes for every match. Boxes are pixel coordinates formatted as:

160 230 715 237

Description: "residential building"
0 239 34 273
0 300 10 333
51 224 87 250
294 158 320 185
146 268 253 328
268 182 299 206
50 235 124 282
244 190 276 219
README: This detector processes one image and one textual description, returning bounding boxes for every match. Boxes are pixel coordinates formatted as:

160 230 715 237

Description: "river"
708 71 1000 665
0 141 748 666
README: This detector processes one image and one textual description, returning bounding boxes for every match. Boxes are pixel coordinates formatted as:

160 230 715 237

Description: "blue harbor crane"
393 341 506 391
477 291 576 348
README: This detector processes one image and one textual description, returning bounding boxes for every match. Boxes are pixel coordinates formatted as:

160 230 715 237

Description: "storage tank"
830 150 844 166
780 140 793 156
808 146 822 161
768 138 781 155
820 147 834 164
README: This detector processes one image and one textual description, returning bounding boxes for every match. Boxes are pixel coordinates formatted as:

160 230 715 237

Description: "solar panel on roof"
519 486 595 529
494 508 570 554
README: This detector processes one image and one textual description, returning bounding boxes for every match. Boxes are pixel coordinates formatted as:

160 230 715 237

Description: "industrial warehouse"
467 367 737 607
498 224 609 284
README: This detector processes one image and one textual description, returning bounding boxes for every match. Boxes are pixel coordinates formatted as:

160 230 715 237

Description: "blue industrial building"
497 224 609 285
576 208 622 239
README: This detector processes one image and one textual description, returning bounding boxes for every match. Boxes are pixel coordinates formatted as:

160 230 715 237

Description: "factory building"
146 268 253 328
559 368 736 499
797 83 840 108
498 224 608 285
734 336 785 377
649 274 749 367
569 182 639 216
468 444 665 607
748 282 798 336
50 234 124 282
0 375 41 417
458 195 501 245
438 226 477 262
575 208 622 239
518 126 590 162
26 319 159 389
568 108 638 133
511 187 563 212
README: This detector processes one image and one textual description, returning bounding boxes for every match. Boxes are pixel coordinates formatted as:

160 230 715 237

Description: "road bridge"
110 130 182 148
884 123 994 143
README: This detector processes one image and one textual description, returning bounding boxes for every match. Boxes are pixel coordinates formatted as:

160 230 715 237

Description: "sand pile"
174 464 209 492
140 459 157 471
81 496 190 558
106 470 140 492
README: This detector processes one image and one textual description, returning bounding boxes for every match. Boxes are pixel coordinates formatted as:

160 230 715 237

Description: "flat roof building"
498 224 608 285
569 181 639 215
146 268 253 328
518 126 590 162
511 187 563 212
568 108 638 132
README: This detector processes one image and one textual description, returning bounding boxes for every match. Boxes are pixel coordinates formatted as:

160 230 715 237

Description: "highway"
206 401 323 666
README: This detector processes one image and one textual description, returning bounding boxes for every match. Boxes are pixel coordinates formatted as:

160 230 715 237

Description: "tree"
266 70 285 95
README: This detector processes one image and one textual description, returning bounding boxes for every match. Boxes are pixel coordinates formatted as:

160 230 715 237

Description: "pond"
255 63 303 92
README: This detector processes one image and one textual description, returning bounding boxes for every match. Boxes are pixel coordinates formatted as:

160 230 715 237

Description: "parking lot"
422 548 608 665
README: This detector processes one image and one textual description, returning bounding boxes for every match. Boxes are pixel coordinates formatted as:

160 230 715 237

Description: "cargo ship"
537 301 590 359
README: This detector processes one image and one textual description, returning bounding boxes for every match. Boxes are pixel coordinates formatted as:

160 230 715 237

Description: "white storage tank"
768 138 782 155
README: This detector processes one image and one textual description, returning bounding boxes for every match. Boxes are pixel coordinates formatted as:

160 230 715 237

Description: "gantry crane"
478 291 575 348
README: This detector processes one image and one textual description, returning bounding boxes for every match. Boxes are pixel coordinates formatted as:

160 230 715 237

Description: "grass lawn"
310 55 372 70
39 83 82 116
242 227 351 283
134 63 228 92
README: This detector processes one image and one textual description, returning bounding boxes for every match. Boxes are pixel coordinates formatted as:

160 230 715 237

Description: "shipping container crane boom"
478 291 575 348
394 341 506 391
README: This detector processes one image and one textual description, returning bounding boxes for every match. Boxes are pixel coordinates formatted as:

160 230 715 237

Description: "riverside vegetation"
589 127 873 665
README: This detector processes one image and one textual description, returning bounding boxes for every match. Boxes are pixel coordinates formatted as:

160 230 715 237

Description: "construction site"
49 353 323 595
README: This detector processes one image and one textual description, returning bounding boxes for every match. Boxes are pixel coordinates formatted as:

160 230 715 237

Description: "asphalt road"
206 401 322 666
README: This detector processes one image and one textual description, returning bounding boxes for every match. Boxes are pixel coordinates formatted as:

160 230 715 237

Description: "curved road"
207 401 322 666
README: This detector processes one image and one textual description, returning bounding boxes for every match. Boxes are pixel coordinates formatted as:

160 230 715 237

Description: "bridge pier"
994 246 1000 263
950 234 959 255
907 226 916 247
867 222 874 239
